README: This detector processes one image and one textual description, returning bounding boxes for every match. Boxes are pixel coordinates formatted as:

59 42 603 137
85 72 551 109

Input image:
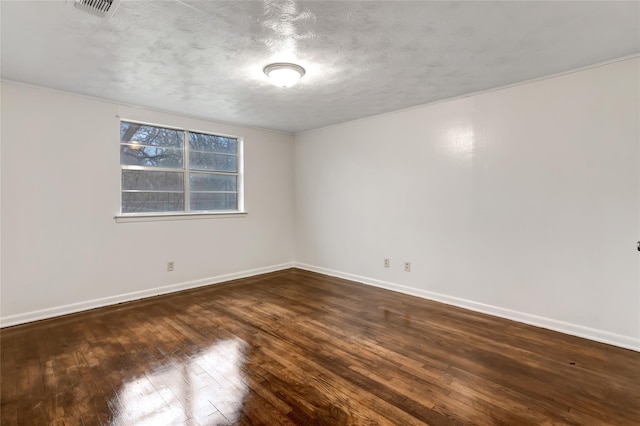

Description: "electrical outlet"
404 261 411 272
167 261 174 272
384 258 390 268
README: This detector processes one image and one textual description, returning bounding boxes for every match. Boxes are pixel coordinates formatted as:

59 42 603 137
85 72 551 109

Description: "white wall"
294 58 640 350
1 82 295 325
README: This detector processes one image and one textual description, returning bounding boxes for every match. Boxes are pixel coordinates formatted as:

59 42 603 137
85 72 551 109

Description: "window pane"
121 145 183 169
189 152 237 172
190 193 237 211
189 132 237 154
122 192 184 213
189 173 236 191
120 122 183 148
122 170 184 191
119 123 242 215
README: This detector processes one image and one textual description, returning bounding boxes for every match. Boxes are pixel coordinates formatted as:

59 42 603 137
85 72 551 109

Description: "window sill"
114 211 248 223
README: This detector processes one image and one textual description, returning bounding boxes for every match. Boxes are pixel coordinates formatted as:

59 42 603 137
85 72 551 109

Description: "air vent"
74 0 117 17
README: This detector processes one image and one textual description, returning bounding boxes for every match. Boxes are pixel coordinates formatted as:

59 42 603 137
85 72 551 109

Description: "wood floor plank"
2 268 639 425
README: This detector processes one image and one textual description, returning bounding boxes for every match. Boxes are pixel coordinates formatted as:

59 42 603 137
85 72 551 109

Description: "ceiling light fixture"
263 63 306 88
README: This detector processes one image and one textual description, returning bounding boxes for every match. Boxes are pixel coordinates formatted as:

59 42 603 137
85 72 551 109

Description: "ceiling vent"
73 0 120 18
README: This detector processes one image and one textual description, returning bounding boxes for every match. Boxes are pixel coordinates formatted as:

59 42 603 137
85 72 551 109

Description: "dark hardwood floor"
1 268 639 425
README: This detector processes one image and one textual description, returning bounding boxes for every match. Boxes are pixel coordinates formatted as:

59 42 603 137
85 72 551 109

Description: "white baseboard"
5 261 638 352
0 262 294 328
294 263 640 352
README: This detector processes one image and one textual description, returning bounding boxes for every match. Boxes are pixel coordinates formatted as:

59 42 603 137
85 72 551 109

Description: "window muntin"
120 121 240 214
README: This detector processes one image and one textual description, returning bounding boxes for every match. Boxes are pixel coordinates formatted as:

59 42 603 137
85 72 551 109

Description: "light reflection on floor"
111 338 249 425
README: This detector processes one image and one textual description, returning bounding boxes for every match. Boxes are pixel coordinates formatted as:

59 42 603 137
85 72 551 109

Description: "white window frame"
115 119 246 223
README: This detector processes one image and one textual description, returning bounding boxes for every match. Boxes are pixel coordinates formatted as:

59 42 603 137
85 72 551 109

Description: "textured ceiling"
1 1 639 133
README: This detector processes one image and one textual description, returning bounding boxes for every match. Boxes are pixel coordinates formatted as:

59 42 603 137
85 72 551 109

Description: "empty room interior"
1 0 640 425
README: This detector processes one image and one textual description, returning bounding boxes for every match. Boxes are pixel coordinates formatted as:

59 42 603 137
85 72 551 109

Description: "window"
120 121 242 215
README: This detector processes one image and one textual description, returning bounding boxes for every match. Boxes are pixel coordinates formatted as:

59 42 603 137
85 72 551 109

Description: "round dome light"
263 63 306 88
